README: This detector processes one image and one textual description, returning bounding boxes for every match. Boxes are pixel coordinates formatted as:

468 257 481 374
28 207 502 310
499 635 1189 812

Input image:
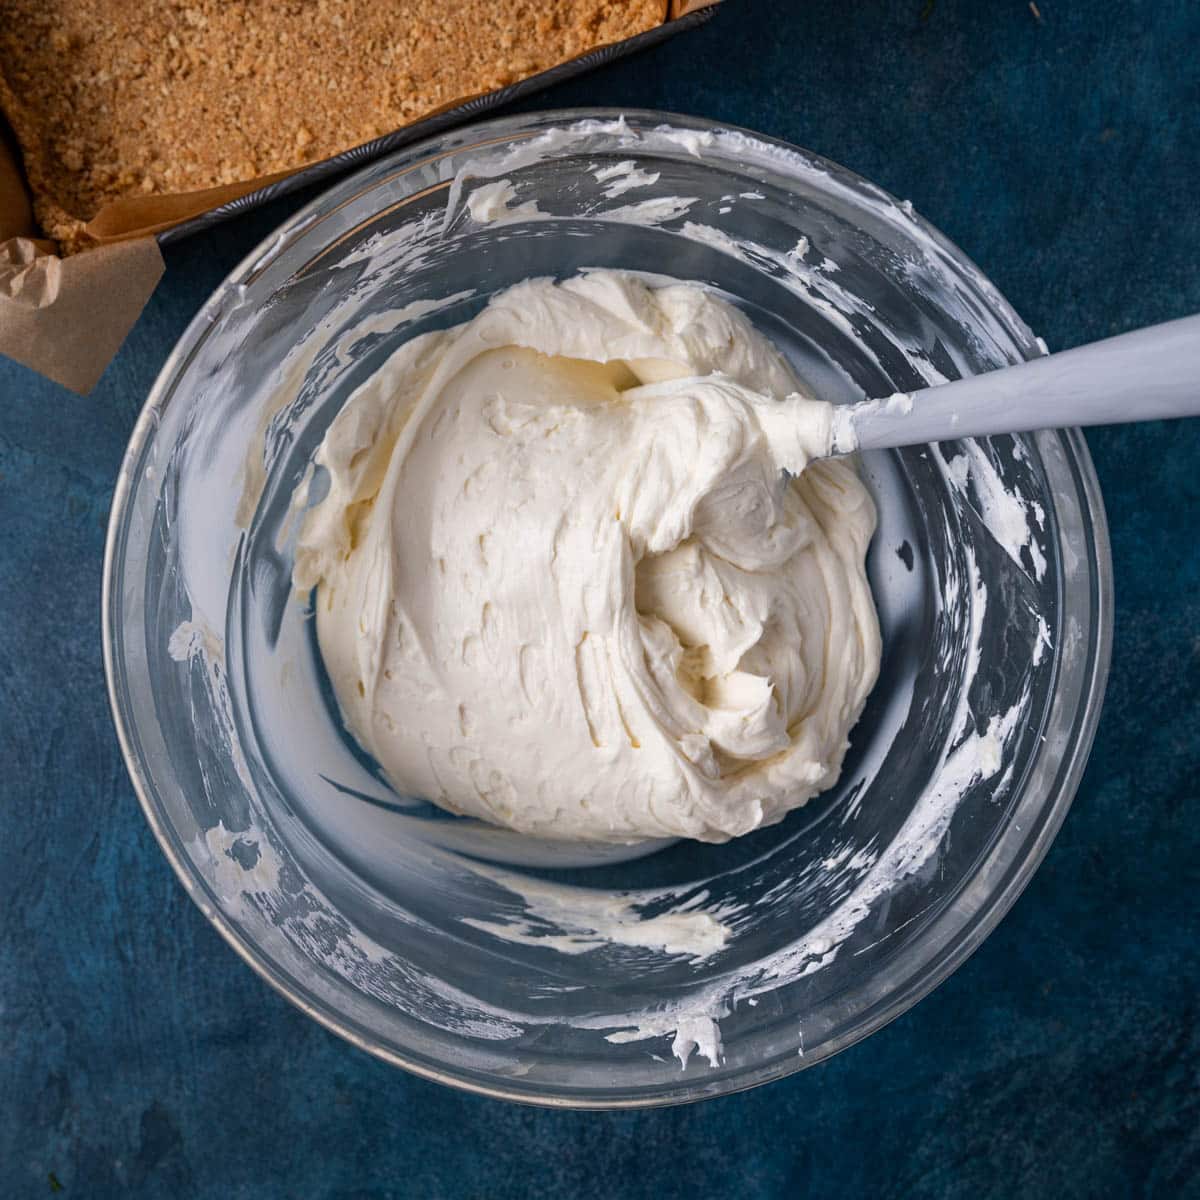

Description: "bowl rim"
102 106 1114 1109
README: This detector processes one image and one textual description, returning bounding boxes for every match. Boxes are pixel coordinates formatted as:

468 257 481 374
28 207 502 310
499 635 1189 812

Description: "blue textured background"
2 1 1198 1195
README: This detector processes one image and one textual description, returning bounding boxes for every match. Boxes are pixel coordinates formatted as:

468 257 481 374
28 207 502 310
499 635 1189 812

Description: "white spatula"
829 313 1200 454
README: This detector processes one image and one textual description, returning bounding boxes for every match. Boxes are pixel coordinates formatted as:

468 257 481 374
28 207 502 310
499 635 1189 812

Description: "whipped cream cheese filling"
294 271 881 842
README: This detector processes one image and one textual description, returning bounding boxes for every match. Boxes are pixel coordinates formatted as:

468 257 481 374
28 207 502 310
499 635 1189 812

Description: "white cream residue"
466 178 545 223
936 443 1048 580
593 159 662 198
168 617 256 795
678 220 870 350
831 391 915 453
605 1012 725 1070
1033 614 1052 666
666 127 717 158
334 291 475 364
463 869 733 961
293 270 880 844
167 618 225 667
597 195 697 225
198 821 283 901
193 813 529 1042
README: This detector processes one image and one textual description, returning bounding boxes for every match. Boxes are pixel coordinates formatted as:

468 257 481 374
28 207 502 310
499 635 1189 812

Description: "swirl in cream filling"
294 271 880 842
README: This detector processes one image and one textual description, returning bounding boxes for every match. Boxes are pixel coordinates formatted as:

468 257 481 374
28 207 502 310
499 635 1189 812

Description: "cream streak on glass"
292 271 881 843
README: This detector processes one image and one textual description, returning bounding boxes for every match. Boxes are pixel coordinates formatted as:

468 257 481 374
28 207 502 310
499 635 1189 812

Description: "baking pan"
159 4 718 246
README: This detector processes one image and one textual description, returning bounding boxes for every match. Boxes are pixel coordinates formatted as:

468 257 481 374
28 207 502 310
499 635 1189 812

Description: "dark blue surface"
2 1 1199 1195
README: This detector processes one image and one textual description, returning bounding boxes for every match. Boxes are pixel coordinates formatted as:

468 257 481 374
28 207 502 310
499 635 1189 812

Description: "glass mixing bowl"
103 110 1112 1107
